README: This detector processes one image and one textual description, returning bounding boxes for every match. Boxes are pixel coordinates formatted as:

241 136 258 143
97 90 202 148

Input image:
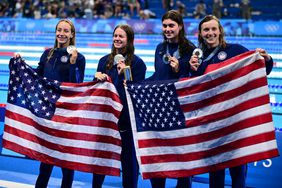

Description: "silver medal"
67 45 76 54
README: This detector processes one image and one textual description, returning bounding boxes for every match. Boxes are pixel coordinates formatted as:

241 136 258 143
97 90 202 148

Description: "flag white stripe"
60 81 118 95
125 87 143 174
6 104 121 139
140 140 277 172
55 108 118 123
3 133 121 168
58 95 123 112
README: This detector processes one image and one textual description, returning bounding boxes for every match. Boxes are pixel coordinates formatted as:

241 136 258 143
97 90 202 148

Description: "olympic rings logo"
264 24 280 33
133 22 146 31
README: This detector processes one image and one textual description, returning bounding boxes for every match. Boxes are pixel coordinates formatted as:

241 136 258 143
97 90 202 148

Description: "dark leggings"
209 165 247 188
35 162 74 188
150 177 192 188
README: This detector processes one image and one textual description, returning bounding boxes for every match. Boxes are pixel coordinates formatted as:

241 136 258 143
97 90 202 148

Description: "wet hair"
47 19 76 62
161 10 194 57
198 15 227 49
106 24 135 70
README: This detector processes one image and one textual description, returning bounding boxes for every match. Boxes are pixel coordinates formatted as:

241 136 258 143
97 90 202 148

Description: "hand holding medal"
67 45 78 64
192 48 203 59
189 48 203 71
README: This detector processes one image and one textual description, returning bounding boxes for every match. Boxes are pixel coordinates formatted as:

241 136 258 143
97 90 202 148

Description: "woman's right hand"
95 72 109 81
189 54 200 71
13 53 22 59
9 53 22 69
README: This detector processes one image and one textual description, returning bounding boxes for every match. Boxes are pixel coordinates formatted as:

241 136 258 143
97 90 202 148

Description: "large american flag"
126 51 279 179
3 58 123 176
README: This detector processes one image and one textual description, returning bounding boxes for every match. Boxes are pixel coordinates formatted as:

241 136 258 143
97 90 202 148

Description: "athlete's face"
162 19 182 43
200 19 220 48
113 28 128 49
56 21 73 48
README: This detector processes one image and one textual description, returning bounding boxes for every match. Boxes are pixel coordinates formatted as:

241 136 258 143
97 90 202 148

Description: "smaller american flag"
3 58 123 176
126 51 279 179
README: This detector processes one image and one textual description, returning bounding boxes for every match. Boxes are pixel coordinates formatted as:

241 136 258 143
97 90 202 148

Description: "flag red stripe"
185 95 270 127
181 77 267 112
61 81 99 87
5 110 121 144
140 131 276 164
141 149 279 179
138 112 272 148
0 51 14 56
51 115 119 130
4 124 121 160
2 139 120 176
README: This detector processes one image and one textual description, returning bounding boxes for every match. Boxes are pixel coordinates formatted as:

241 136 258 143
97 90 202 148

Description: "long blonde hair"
47 19 76 62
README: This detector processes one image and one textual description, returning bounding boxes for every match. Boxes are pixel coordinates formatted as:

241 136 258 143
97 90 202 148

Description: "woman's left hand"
123 80 127 87
117 60 126 75
256 48 271 62
70 49 78 64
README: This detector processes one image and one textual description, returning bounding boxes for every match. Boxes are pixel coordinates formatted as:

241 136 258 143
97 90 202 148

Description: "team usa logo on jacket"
218 51 227 60
60 56 68 63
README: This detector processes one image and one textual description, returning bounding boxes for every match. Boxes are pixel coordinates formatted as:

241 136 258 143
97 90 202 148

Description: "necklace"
199 46 221 65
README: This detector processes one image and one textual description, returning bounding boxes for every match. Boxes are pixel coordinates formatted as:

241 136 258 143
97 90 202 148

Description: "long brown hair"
47 19 76 62
106 24 135 70
198 15 227 49
162 10 194 57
